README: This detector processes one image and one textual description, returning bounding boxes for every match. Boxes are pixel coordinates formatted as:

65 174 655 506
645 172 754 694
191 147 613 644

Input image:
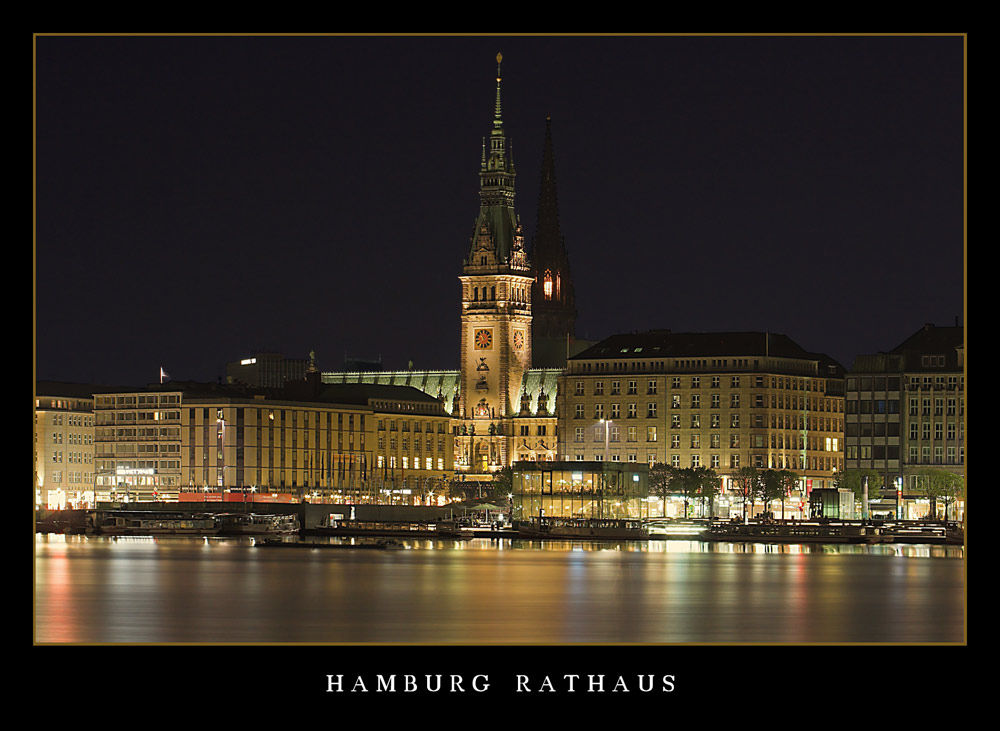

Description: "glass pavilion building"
511 460 650 522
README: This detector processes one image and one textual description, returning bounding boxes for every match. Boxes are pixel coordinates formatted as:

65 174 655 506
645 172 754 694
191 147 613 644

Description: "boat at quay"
699 518 964 545
215 512 300 537
307 518 513 540
516 516 649 540
90 511 221 536
37 509 302 538
256 538 404 550
645 518 711 539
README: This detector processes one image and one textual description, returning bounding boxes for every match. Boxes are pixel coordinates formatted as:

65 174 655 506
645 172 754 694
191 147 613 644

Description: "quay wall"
39 502 465 530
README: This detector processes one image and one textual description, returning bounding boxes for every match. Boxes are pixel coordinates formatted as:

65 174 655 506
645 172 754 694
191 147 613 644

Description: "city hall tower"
457 54 534 469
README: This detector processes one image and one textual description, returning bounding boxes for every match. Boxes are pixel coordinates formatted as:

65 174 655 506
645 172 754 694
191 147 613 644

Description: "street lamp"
599 418 612 462
422 476 437 506
216 413 226 494
895 476 903 520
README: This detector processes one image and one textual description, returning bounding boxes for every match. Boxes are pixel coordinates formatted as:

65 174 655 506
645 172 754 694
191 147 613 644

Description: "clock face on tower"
475 328 493 349
513 330 524 350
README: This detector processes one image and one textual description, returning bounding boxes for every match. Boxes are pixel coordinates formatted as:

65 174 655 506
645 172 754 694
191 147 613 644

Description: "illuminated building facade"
92 378 453 504
557 331 845 509
845 322 965 518
34 382 103 509
93 388 183 502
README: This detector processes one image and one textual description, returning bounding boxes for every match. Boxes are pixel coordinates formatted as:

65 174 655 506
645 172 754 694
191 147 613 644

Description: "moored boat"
434 519 475 539
646 518 711 539
255 538 404 550
517 516 648 540
92 512 221 536
216 512 300 536
701 520 881 544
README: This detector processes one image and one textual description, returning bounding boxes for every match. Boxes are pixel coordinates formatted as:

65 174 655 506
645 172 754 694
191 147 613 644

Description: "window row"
571 453 842 471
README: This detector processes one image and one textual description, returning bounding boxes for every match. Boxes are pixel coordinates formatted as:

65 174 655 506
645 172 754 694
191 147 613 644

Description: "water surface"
34 535 965 644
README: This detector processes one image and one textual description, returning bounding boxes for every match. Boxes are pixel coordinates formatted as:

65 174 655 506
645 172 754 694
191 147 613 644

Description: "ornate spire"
466 53 524 271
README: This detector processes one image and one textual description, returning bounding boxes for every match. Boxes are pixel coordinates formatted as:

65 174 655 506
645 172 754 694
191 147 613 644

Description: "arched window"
543 270 554 300
491 286 496 300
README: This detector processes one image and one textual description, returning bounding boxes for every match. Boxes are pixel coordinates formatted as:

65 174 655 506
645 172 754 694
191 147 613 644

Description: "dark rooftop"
571 330 844 373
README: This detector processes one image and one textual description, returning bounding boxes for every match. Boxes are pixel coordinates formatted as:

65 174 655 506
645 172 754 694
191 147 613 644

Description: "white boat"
645 518 710 538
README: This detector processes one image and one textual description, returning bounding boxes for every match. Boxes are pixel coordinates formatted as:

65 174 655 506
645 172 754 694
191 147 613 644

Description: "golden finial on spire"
496 52 502 81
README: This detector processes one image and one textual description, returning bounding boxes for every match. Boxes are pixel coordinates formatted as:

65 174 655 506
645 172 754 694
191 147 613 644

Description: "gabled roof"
890 324 963 357
849 323 964 373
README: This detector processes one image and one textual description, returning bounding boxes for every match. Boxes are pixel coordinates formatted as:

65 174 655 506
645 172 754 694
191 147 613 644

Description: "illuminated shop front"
511 461 649 522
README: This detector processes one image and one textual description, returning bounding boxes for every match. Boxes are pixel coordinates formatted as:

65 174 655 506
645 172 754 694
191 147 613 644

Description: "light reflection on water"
288 533 965 558
34 535 964 645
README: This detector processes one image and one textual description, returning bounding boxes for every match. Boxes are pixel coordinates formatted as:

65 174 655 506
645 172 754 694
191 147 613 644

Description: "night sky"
34 35 965 387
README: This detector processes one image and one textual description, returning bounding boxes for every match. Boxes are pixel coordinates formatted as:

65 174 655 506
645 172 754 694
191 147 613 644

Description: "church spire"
533 115 563 262
531 115 577 351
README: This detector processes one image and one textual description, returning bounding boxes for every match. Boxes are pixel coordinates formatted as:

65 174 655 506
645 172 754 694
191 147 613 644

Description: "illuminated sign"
240 358 257 365
116 467 155 476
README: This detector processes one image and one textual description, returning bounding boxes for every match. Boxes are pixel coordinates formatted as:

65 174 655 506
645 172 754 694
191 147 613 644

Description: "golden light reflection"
35 537 78 643
34 534 964 643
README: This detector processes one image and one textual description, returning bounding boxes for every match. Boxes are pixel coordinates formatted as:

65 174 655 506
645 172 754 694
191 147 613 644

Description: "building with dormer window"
845 322 964 518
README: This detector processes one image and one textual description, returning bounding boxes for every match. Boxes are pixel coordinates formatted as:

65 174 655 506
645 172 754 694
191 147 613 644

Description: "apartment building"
845 323 964 516
35 382 108 509
557 331 845 496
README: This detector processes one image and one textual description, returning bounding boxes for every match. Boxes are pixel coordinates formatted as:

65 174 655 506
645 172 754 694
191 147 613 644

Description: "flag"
160 367 170 383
